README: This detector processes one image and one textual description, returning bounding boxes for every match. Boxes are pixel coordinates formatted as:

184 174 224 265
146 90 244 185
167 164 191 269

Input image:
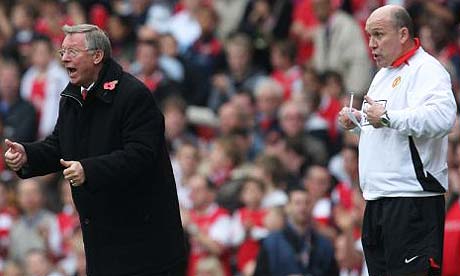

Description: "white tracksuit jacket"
358 47 457 200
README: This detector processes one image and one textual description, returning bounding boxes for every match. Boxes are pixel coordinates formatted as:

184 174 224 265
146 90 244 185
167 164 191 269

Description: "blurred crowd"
0 0 458 275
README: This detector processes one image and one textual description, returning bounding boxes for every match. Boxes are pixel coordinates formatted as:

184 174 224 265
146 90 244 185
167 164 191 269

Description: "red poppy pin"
103 80 118 90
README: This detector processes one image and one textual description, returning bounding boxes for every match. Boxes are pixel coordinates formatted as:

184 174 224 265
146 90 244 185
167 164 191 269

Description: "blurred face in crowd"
189 175 214 210
177 144 200 178
0 64 20 101
241 180 264 208
366 6 408 68
12 4 34 29
164 107 186 140
32 40 54 70
219 103 241 135
287 190 313 226
256 86 282 115
280 103 305 137
209 142 232 170
227 43 250 75
303 166 331 200
61 32 102 87
136 43 159 75
197 8 217 35
18 180 43 214
160 34 178 57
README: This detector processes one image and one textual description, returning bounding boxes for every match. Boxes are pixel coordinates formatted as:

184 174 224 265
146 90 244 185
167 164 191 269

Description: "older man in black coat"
4 24 185 276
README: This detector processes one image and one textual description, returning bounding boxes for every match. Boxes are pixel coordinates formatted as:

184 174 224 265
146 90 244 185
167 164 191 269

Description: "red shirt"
443 200 460 276
187 205 231 276
234 207 267 271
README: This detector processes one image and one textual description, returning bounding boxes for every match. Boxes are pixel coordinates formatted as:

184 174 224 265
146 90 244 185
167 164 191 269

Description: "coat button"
83 218 90 225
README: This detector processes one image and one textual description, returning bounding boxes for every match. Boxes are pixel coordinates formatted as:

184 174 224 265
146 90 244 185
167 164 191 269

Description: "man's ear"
399 27 410 44
93 50 104 65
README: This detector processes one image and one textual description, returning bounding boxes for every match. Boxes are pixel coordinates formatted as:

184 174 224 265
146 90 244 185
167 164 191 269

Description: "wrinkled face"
365 11 403 68
61 33 99 87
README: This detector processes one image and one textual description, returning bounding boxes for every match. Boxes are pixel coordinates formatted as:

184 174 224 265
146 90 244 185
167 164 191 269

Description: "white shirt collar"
81 82 95 94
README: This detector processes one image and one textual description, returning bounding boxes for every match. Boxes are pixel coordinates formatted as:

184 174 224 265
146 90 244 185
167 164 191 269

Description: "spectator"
20 36 68 139
212 0 249 40
0 59 37 142
203 136 243 187
238 0 293 71
231 177 268 276
183 5 224 106
218 102 247 136
251 154 288 208
208 33 264 112
254 187 339 276
302 165 337 240
169 0 202 52
182 175 232 276
278 100 328 165
0 181 16 269
159 33 185 82
270 39 302 100
9 178 62 263
132 39 182 104
163 96 197 154
172 142 201 209
311 0 372 94
253 77 283 141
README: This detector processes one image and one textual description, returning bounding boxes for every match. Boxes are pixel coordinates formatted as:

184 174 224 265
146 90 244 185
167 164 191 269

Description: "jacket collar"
61 58 123 104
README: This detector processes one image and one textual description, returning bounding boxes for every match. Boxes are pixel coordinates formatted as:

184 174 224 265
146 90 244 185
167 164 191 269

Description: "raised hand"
4 139 27 171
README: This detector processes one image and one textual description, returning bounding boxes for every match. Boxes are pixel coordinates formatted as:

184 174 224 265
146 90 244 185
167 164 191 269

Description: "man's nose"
368 37 377 49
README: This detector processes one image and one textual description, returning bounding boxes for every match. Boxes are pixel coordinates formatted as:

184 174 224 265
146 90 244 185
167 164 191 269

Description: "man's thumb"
5 139 17 152
60 159 71 167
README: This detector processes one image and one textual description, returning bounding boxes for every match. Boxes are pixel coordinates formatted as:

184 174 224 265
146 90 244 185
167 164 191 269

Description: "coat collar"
61 59 123 105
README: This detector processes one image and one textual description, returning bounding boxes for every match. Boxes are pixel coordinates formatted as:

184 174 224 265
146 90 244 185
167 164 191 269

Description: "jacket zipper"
61 93 83 107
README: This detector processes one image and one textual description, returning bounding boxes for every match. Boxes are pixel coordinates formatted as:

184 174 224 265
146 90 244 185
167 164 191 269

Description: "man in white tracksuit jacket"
338 5 457 276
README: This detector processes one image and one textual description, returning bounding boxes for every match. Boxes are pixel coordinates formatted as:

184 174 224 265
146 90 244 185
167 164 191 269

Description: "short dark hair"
392 7 414 38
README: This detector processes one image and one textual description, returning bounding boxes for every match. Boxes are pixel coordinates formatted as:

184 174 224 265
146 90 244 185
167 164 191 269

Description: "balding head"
365 5 415 68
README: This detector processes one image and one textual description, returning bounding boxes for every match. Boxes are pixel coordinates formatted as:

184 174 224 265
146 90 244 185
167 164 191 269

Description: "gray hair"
62 24 112 61
278 100 308 120
254 77 284 99
391 7 414 38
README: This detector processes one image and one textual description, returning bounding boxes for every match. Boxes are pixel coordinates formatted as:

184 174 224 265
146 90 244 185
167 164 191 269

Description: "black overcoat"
19 59 186 275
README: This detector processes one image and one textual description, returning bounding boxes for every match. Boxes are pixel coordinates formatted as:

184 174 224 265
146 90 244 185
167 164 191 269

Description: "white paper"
346 111 363 130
